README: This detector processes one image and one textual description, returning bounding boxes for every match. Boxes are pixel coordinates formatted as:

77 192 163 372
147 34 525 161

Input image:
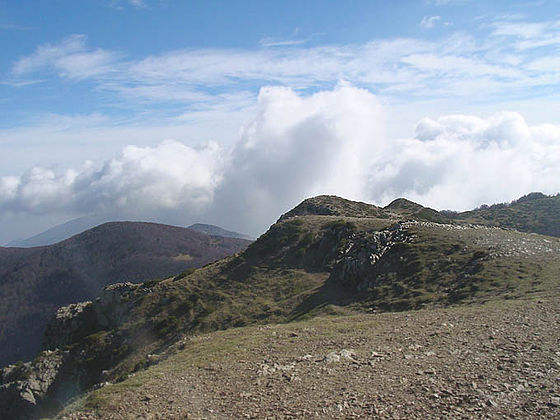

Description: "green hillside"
445 192 560 237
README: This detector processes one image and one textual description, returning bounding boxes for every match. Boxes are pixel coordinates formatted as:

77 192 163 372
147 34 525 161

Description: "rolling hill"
0 222 251 368
1 194 559 418
444 192 560 237
7 215 252 248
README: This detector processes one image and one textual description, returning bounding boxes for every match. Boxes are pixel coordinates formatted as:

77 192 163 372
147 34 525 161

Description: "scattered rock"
486 399 498 408
340 349 357 361
324 352 341 364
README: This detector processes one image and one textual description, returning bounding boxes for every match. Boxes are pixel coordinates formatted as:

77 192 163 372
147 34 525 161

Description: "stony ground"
61 295 560 419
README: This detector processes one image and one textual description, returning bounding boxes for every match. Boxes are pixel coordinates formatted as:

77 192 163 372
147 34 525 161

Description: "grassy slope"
47 207 560 409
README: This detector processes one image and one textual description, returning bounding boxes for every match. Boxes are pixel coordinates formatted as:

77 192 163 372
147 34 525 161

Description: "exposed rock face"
95 282 140 328
43 282 140 351
1 282 142 419
43 302 94 350
0 350 67 419
330 222 411 290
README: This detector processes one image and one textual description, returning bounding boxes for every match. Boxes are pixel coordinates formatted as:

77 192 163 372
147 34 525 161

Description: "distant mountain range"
0 222 251 367
7 216 251 247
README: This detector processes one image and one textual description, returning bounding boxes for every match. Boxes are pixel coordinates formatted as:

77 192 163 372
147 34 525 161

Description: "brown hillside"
0 222 251 367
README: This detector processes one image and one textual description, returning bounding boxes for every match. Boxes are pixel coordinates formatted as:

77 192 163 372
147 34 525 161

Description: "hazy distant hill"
188 223 253 240
7 217 253 248
6 215 111 248
0 222 251 367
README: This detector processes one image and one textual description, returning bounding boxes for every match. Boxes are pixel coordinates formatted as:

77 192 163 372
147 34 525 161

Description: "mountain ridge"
1 192 559 418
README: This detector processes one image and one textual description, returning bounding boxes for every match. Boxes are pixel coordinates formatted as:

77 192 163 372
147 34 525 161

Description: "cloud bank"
1 85 559 240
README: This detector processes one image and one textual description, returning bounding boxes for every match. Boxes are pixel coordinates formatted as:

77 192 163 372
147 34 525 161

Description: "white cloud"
0 140 223 216
110 0 148 9
491 21 547 39
9 20 560 105
367 111 560 210
420 16 441 29
12 34 118 80
490 20 560 50
209 84 385 231
425 0 468 5
259 38 307 47
0 23 30 31
0 85 384 235
1 86 559 242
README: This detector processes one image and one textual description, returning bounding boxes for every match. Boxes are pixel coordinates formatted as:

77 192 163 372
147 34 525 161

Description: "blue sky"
1 0 560 243
2 0 559 128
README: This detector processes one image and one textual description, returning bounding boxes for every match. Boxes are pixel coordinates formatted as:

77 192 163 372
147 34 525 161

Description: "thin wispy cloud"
490 19 560 50
0 23 31 31
9 16 560 108
12 34 120 80
425 0 469 5
128 0 146 7
259 37 307 47
420 16 441 29
110 0 149 9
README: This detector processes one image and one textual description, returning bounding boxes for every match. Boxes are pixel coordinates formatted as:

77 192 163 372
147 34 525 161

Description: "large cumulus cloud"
369 112 560 210
209 84 385 232
1 85 559 242
0 140 223 217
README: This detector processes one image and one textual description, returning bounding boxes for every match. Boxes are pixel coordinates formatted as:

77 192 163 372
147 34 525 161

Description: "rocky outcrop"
43 302 94 350
330 222 411 290
43 282 140 350
95 282 140 328
0 282 142 419
0 350 67 419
